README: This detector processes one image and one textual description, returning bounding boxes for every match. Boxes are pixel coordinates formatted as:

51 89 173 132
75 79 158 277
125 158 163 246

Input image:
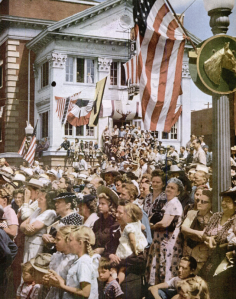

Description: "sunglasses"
196 199 209 204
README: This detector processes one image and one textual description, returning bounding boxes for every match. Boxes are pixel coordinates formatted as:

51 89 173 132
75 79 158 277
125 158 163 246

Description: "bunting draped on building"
123 55 139 85
133 0 185 132
100 99 141 120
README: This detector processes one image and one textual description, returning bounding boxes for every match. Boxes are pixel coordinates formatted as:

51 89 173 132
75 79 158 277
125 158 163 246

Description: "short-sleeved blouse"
63 254 98 299
163 197 183 228
26 208 56 244
143 192 166 217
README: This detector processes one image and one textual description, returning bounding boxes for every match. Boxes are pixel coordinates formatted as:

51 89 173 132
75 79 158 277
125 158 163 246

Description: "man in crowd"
192 139 206 165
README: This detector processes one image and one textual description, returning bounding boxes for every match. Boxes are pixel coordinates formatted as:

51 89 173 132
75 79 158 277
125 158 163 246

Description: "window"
120 61 127 86
170 123 178 139
86 125 94 137
66 57 73 82
77 58 84 83
86 59 94 83
65 123 95 138
41 111 48 138
110 62 117 85
76 126 84 136
160 122 178 140
65 121 73 136
41 62 49 88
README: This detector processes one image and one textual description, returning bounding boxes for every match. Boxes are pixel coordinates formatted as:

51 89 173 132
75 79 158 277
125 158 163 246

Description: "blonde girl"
174 276 210 299
48 226 98 299
44 226 78 299
116 203 148 284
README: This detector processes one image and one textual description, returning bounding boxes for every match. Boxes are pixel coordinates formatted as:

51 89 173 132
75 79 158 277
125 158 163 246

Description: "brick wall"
2 0 95 21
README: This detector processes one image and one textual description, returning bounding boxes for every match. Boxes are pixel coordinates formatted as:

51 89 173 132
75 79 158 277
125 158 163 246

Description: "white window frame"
109 61 127 87
64 122 97 139
41 61 49 89
65 57 96 84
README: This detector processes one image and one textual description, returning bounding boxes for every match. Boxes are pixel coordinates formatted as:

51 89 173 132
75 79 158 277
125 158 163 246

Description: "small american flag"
134 0 185 132
18 136 27 157
55 92 81 125
24 136 36 166
123 54 139 86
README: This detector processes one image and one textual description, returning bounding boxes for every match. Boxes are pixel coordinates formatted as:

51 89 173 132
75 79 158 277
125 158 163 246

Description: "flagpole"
165 0 198 54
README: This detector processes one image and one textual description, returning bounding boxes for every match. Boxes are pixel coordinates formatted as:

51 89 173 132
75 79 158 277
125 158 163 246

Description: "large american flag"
55 92 81 125
134 0 185 132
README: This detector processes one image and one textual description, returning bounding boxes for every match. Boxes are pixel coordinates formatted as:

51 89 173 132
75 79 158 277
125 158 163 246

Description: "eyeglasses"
196 199 209 204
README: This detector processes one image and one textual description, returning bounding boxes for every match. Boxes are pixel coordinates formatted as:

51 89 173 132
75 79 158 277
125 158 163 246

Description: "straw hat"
168 165 184 173
101 166 120 179
26 178 44 189
196 164 209 174
30 253 51 274
13 173 26 182
97 185 119 206
47 169 58 178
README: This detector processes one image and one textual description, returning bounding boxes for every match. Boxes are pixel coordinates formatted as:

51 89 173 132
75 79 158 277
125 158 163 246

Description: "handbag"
150 212 177 232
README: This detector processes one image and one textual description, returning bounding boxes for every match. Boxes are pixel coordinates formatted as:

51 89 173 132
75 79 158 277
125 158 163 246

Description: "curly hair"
124 203 143 222
84 183 97 197
40 186 57 210
98 193 117 218
122 183 138 201
176 276 210 299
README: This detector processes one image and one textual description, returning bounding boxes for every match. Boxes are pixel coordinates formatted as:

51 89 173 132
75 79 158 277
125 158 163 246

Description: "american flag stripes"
24 136 36 166
55 92 81 125
18 137 27 157
123 55 139 85
133 0 185 133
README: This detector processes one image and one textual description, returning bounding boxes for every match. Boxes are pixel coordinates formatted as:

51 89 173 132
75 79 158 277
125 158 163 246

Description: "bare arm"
48 270 91 298
4 225 18 238
181 225 203 241
128 232 138 255
148 282 169 299
21 219 45 236
152 214 175 231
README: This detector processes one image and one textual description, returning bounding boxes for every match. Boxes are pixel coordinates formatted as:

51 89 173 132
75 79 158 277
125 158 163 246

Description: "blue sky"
97 0 236 110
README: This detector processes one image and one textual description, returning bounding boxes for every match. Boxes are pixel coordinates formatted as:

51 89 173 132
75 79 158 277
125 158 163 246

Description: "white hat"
21 167 34 176
26 178 44 189
77 173 88 180
2 166 13 175
196 164 209 174
13 173 26 182
70 172 78 178
169 165 183 173
47 169 58 177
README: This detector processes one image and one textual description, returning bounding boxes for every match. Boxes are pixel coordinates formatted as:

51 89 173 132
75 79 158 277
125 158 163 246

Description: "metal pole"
28 49 31 124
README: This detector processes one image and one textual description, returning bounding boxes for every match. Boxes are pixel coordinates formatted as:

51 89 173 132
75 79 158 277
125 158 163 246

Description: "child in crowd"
175 276 210 299
98 257 123 299
16 262 40 299
47 226 99 299
44 226 78 299
116 203 148 284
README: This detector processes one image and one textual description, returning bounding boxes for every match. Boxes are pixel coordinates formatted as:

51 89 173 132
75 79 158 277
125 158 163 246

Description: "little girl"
44 226 78 299
48 226 99 299
16 262 40 299
116 203 148 283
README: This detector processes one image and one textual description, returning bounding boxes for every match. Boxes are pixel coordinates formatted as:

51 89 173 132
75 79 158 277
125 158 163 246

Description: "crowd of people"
1 126 236 299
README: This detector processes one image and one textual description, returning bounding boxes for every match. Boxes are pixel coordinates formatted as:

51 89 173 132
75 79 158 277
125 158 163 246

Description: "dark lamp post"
203 0 235 212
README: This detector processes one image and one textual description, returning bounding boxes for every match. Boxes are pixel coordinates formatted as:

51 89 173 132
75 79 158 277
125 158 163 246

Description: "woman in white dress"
20 188 57 263
146 178 184 285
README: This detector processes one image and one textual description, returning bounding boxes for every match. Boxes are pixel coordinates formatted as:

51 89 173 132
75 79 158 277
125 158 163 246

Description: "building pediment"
27 0 133 52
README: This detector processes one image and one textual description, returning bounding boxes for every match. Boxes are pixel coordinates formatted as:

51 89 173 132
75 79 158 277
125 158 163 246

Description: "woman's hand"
93 248 104 255
204 236 217 248
42 234 55 244
109 254 121 264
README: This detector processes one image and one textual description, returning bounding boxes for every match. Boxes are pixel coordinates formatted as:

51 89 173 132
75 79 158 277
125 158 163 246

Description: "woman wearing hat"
92 185 119 255
42 192 83 253
146 178 183 285
21 187 57 263
198 188 236 298
48 226 98 299
77 194 99 229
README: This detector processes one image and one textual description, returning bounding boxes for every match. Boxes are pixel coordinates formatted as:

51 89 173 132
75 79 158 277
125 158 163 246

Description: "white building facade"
27 0 200 158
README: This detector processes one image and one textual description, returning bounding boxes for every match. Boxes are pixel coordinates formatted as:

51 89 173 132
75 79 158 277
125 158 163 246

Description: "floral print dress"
146 197 183 285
